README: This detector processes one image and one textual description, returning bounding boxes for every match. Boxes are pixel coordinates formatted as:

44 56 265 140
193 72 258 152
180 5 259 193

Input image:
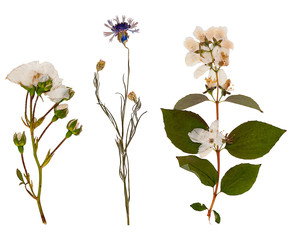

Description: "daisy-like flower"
104 15 139 43
188 120 225 158
184 26 233 89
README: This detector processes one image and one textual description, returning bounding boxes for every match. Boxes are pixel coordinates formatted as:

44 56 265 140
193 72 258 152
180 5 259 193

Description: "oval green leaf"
16 168 24 183
221 163 261 196
177 155 218 187
174 94 209 110
225 121 286 159
190 202 208 211
213 210 221 224
224 94 263 112
161 109 208 154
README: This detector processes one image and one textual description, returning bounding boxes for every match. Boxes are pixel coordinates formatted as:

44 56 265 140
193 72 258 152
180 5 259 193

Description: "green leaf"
16 169 24 183
225 121 286 159
161 109 208 154
41 149 52 168
177 155 218 187
224 94 263 112
221 163 261 196
190 202 208 211
213 210 221 224
34 116 45 128
174 94 209 110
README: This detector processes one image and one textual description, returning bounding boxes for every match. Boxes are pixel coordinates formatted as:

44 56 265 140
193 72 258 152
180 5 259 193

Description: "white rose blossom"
188 120 225 158
6 61 70 103
184 26 233 89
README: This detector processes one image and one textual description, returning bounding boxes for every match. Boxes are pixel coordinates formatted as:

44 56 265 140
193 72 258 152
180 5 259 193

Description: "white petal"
193 26 205 42
185 52 200 66
194 65 209 79
184 37 199 51
209 120 219 132
46 85 69 103
188 128 208 143
198 144 213 158
218 69 228 86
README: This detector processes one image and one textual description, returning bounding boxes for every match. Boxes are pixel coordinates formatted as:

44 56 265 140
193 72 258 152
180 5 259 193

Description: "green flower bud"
13 132 26 147
54 104 69 119
66 119 82 136
37 75 53 95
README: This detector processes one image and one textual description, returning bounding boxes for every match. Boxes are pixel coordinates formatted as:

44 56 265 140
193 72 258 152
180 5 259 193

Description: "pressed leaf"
225 121 286 159
190 202 208 211
161 109 208 154
174 94 209 110
16 169 24 183
177 155 218 187
225 94 263 112
221 163 261 196
213 210 221 224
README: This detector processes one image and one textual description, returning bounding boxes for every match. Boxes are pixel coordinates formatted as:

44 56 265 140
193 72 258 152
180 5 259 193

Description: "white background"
0 0 291 239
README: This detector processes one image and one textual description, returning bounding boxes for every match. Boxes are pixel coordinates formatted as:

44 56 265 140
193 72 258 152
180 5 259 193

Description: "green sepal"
224 94 263 112
52 115 58 122
221 163 261 196
41 150 52 168
161 109 208 154
213 210 221 224
174 94 209 110
190 202 208 211
177 155 218 187
18 146 24 154
225 121 286 159
34 117 45 128
37 79 52 95
66 130 72 139
16 169 24 183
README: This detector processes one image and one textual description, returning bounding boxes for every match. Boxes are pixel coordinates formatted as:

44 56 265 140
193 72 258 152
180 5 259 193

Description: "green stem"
30 94 47 224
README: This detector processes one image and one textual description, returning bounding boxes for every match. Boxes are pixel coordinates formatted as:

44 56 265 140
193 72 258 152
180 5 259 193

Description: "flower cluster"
6 61 73 103
104 15 139 43
188 120 225 157
184 26 233 92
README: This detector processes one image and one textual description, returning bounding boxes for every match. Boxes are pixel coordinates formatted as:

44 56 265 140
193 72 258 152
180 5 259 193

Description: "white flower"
188 120 225 158
194 65 209 79
214 27 227 41
6 61 60 88
193 26 205 42
184 37 199 51
205 26 216 41
208 69 228 87
46 85 69 103
185 52 201 66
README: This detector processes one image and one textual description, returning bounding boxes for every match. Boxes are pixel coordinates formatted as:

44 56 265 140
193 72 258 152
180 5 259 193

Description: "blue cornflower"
104 16 139 44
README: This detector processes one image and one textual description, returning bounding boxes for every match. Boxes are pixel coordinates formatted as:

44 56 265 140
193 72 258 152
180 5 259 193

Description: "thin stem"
20 153 36 199
29 94 47 224
50 137 67 157
41 102 59 120
38 121 53 142
32 95 39 120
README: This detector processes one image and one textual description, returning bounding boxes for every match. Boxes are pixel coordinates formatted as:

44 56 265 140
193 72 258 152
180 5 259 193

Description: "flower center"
209 138 214 144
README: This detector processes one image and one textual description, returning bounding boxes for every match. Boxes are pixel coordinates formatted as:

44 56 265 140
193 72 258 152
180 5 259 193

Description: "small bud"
221 79 231 90
13 132 26 148
37 75 53 95
96 60 105 72
54 104 69 119
128 91 137 103
66 119 82 136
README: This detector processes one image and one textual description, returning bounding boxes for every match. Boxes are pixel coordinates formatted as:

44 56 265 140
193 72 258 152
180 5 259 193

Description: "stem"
29 94 47 224
38 121 53 142
122 154 130 225
50 137 67 157
20 153 36 199
207 70 221 222
41 102 59 120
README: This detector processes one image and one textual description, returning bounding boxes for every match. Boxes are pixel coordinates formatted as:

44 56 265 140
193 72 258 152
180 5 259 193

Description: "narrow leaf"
41 149 52 168
213 210 221 224
224 94 263 112
225 121 286 159
177 155 218 187
16 169 24 183
221 163 261 196
174 94 209 110
190 202 208 211
161 109 208 154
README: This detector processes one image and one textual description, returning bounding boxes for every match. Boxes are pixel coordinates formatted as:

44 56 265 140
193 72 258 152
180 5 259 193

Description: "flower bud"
54 104 69 120
128 91 137 103
13 132 26 153
66 119 82 136
96 60 105 72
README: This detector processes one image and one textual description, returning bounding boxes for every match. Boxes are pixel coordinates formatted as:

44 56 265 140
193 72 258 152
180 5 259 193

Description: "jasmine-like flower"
104 15 139 43
188 120 225 157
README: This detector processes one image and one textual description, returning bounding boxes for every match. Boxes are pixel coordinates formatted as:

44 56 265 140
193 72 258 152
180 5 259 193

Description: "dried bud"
13 132 26 153
54 104 69 120
66 119 82 137
222 79 231 90
128 91 137 103
96 60 105 72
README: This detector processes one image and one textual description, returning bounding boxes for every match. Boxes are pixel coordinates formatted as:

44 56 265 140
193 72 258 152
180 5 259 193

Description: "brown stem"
41 102 59 119
122 155 130 225
50 137 67 156
38 121 53 142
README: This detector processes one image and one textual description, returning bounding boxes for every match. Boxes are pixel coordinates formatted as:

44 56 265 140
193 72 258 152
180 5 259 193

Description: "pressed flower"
6 61 60 88
185 52 201 66
46 85 70 103
128 91 137 102
184 37 199 52
188 120 225 157
104 15 139 43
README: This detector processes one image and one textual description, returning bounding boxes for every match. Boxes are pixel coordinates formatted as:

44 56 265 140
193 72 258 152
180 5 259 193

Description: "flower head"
188 120 225 157
128 91 137 103
104 16 139 43
96 60 105 72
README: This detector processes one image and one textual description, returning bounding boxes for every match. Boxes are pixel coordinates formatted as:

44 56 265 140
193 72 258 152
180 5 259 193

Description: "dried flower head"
96 60 105 72
104 16 139 43
128 91 137 102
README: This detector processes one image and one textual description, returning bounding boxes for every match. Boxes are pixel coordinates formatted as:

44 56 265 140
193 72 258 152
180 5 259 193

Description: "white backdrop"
0 0 291 239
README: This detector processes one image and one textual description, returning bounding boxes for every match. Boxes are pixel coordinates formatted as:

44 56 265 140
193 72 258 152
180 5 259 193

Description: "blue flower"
104 16 139 43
